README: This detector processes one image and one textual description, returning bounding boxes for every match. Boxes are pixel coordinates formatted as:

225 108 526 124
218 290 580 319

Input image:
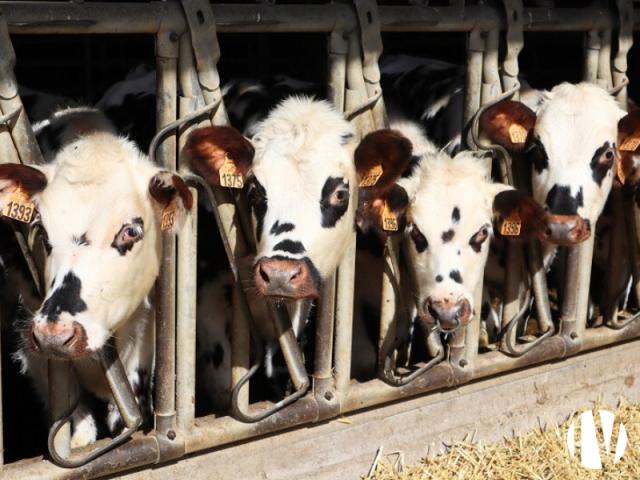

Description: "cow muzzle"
545 214 591 246
31 320 88 359
253 257 319 299
424 297 473 332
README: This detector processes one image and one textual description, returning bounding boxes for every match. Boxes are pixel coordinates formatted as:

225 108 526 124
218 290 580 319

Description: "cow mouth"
29 321 90 360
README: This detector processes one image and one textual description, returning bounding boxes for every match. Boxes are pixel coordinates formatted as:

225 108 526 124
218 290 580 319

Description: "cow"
480 82 634 269
351 120 573 376
1 106 193 447
185 96 357 408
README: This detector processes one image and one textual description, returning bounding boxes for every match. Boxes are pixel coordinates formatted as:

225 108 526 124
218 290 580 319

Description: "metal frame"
1 1 640 478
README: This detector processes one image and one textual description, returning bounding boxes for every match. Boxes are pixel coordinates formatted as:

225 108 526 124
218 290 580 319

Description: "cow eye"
247 183 266 207
470 223 491 247
601 147 616 166
331 187 350 205
114 222 144 247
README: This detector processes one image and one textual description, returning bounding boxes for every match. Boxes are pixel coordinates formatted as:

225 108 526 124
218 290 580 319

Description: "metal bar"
346 34 375 138
604 186 627 327
583 28 601 84
0 4 633 36
154 52 178 438
377 239 400 377
314 275 338 419
48 360 71 461
176 184 198 434
481 29 501 105
463 28 485 140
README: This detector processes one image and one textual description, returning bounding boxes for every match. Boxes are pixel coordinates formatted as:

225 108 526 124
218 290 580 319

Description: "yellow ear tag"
382 201 398 232
219 154 244 189
620 137 640 152
617 160 627 185
2 186 35 224
359 164 383 187
508 124 528 144
500 210 521 236
161 200 176 231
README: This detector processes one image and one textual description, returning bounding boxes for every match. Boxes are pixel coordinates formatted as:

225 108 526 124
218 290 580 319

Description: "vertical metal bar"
346 34 375 138
154 50 178 436
377 239 400 375
597 28 613 88
481 29 501 105
49 360 71 459
314 276 336 397
176 182 198 433
583 28 600 84
328 29 355 396
463 28 485 132
613 0 633 109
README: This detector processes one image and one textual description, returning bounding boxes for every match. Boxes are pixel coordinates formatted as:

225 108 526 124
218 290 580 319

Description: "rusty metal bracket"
48 348 143 468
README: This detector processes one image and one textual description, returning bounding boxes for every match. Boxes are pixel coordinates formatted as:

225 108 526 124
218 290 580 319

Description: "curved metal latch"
48 347 142 468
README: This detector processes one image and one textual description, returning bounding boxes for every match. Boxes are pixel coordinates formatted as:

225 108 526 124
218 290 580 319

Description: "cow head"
356 122 555 330
186 97 357 300
0 134 192 359
480 82 628 262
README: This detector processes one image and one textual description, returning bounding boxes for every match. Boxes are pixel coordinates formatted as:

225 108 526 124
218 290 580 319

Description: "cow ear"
357 184 409 241
355 129 414 193
184 126 255 186
479 100 536 154
617 110 640 185
0 163 48 213
148 171 194 233
491 185 551 240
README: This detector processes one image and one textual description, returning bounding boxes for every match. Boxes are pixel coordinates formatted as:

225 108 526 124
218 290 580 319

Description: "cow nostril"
259 265 270 283
290 268 302 281
31 329 41 350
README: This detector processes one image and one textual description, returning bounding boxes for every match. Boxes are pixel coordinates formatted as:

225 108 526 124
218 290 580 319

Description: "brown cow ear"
617 110 640 185
184 126 255 186
357 184 409 241
0 163 48 214
149 171 194 233
491 186 550 240
480 100 536 154
354 129 413 193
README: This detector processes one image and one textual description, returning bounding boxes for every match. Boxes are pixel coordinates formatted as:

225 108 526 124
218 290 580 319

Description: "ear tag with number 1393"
2 186 35 224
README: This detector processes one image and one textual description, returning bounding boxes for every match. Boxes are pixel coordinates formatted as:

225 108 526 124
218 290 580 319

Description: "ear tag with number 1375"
219 154 244 189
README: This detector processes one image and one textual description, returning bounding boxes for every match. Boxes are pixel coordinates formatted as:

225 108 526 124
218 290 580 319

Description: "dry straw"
366 398 640 479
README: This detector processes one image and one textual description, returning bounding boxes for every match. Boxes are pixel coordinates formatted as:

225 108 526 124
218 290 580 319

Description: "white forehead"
38 133 154 242
251 96 356 183
535 82 625 159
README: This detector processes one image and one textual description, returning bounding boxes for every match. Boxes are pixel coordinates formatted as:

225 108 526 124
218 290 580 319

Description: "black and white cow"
1 106 193 447
480 82 632 268
185 96 357 408
351 120 572 375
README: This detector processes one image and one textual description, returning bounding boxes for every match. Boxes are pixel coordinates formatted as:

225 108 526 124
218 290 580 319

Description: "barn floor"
115 339 640 480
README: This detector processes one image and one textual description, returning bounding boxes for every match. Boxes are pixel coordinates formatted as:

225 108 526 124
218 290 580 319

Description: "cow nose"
253 257 318 299
546 214 591 246
31 321 86 359
424 297 472 330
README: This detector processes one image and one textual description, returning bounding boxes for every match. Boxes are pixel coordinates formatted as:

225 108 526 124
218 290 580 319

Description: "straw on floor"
366 398 640 479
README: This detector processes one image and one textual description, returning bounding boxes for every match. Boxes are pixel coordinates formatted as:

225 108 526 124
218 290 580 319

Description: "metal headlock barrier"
0 1 639 478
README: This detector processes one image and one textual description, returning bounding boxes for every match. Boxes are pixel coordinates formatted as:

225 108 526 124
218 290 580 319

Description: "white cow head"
355 122 556 330
186 96 357 300
481 82 631 263
0 110 192 359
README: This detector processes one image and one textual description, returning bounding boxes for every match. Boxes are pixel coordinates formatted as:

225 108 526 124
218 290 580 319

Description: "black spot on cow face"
320 177 350 228
248 179 268 242
441 229 455 243
401 155 421 179
73 232 90 247
590 141 615 186
435 275 443 282
274 239 306 255
410 225 428 253
468 224 490 254
545 185 584 216
35 122 65 157
40 271 87 322
449 270 463 284
526 136 549 173
452 207 460 224
270 221 295 236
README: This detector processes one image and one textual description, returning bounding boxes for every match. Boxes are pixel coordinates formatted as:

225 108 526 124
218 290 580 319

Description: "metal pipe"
481 29 501 105
154 53 178 437
377 239 400 376
604 186 627 327
583 28 601 84
463 29 485 142
48 360 71 461
176 184 198 433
